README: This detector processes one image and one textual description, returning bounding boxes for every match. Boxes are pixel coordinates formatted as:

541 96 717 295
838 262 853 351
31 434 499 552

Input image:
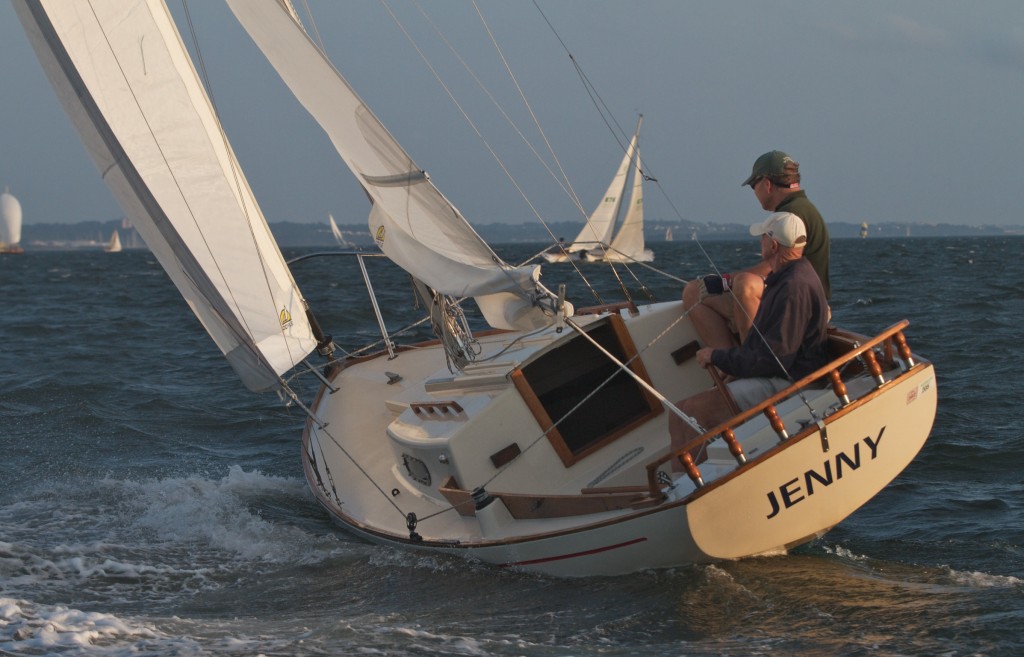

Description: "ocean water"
1 236 1021 656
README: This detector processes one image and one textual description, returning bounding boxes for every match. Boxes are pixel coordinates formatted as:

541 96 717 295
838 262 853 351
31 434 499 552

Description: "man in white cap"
669 212 829 466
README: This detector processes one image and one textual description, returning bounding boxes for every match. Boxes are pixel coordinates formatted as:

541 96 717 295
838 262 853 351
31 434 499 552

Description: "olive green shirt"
775 191 831 299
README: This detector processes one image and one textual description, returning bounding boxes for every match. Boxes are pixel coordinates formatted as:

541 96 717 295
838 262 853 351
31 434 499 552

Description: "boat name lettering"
765 426 886 520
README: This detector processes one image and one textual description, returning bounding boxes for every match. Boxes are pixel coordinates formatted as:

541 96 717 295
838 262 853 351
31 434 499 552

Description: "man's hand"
696 347 715 368
697 274 731 301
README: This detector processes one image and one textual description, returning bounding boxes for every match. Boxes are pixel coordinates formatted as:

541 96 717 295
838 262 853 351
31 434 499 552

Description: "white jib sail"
567 130 636 254
226 0 561 331
15 0 318 393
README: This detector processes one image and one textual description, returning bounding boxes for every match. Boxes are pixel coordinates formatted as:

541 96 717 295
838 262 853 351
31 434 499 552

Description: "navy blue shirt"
711 258 828 381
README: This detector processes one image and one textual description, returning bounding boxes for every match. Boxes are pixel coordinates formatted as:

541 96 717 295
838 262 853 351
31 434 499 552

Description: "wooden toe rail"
647 320 920 497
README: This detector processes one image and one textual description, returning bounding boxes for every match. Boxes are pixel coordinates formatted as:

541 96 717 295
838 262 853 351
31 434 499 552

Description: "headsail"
226 0 563 331
15 0 318 393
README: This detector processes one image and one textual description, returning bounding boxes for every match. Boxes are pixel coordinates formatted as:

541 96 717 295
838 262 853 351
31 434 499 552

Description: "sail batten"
15 0 317 392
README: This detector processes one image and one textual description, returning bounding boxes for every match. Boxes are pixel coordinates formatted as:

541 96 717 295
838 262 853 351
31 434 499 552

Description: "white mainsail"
329 213 346 246
602 118 652 263
0 188 23 246
603 156 645 261
566 131 635 254
328 212 352 248
15 0 318 393
105 229 123 253
226 0 562 331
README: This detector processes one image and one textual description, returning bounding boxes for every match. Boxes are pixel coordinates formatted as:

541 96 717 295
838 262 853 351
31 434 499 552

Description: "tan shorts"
726 377 790 411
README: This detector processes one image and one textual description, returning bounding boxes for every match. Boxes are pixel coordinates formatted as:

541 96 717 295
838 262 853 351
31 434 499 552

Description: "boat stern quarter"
685 364 936 560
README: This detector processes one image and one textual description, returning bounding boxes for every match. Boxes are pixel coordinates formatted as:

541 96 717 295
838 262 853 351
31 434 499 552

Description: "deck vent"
401 454 431 485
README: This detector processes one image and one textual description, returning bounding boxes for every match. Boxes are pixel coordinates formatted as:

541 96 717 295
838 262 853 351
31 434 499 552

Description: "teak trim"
510 314 662 468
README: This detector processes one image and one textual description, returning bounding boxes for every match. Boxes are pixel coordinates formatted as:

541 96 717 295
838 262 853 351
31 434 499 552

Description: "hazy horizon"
2 1 1022 228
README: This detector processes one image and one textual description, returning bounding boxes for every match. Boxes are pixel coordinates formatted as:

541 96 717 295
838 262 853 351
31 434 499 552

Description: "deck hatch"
512 315 662 467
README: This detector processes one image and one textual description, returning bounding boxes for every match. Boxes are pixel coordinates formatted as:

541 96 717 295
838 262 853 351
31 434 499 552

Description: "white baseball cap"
749 212 807 247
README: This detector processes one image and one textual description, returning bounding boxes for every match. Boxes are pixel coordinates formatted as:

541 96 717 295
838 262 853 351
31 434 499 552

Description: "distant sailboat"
104 229 123 252
543 116 648 263
587 122 653 263
328 212 355 249
0 186 25 254
860 222 869 239
664 227 673 241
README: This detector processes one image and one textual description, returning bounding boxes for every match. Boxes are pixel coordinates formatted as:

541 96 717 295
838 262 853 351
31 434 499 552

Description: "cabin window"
511 315 662 467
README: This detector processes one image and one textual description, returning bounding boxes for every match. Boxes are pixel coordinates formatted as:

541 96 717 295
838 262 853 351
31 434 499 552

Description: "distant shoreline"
14 219 1022 250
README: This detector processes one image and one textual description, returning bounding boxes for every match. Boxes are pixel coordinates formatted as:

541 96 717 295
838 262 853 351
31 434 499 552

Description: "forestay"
14 0 317 393
226 0 564 331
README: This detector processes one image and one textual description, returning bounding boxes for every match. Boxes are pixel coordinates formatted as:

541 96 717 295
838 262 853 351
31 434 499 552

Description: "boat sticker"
279 307 293 329
375 225 386 247
906 387 918 404
765 426 885 520
920 377 933 395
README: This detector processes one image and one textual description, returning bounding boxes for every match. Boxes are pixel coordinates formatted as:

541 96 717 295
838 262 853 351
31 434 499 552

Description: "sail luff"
15 0 318 392
225 0 561 330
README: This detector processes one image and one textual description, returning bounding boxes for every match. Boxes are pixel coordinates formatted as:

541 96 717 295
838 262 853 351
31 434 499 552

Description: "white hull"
540 250 583 263
303 302 935 576
583 248 655 263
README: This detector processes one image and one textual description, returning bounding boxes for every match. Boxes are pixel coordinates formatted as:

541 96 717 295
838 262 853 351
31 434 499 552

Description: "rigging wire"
381 0 611 303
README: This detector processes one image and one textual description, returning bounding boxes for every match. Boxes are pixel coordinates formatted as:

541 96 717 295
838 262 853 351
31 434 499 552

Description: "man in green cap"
742 151 830 296
682 150 830 350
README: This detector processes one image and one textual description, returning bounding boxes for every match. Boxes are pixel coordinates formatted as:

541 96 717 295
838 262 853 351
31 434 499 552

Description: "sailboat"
860 222 869 239
0 186 25 254
544 117 654 264
328 212 355 249
16 0 936 576
584 122 654 263
104 229 123 253
664 227 673 241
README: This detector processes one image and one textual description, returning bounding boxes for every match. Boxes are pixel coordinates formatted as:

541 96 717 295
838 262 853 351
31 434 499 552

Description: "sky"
1 0 1022 230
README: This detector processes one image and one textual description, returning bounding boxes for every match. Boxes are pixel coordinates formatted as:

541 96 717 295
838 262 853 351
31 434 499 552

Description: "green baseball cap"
742 150 799 187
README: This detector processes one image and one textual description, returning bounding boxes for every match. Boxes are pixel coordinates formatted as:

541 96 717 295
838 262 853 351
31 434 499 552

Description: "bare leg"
683 280 740 349
728 271 766 343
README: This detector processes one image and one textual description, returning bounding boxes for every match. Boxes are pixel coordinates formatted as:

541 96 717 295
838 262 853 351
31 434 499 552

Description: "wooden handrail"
646 320 916 495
